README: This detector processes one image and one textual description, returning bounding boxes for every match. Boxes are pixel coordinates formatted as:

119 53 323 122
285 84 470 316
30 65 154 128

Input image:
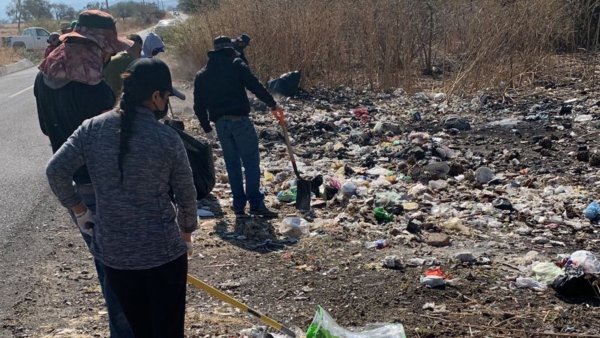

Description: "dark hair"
117 73 164 182
127 34 143 46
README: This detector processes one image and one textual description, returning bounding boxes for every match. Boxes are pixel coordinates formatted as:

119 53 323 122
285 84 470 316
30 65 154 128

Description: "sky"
0 0 180 20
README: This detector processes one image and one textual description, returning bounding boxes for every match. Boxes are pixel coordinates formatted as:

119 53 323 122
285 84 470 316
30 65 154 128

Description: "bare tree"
6 0 26 32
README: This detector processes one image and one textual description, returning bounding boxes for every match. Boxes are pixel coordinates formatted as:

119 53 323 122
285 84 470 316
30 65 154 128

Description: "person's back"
34 72 115 153
104 34 143 98
194 47 275 131
66 109 193 269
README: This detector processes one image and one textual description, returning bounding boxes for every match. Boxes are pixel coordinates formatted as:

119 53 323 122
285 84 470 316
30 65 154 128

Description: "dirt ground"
5 67 600 338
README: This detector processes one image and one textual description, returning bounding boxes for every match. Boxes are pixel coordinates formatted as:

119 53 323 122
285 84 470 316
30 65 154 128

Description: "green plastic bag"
277 187 297 203
374 207 394 222
306 306 406 338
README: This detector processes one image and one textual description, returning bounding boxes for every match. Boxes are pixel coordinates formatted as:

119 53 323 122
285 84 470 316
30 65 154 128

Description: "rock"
443 116 471 131
539 137 553 149
382 255 404 270
434 146 455 160
448 162 465 176
474 166 495 184
406 219 422 234
590 153 600 167
577 150 590 162
532 236 549 245
455 252 475 263
407 258 426 266
423 162 450 179
426 233 451 247
333 142 345 151
516 226 532 236
410 146 426 160
428 179 448 191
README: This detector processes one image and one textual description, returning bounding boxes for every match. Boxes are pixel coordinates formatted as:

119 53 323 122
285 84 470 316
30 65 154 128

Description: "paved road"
0 67 51 235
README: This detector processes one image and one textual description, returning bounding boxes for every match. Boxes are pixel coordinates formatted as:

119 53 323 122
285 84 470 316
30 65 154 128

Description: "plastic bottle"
365 239 388 249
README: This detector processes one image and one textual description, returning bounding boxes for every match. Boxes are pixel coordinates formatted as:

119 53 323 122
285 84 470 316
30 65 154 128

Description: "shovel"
187 274 296 337
278 117 312 211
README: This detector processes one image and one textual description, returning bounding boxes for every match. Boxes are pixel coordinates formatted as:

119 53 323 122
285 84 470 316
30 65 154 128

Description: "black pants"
104 254 188 338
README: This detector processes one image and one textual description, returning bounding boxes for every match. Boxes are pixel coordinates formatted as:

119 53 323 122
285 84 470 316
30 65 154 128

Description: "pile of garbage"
516 250 600 298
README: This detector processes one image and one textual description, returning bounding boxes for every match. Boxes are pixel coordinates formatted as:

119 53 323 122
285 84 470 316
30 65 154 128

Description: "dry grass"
0 23 19 37
170 0 599 93
0 47 19 67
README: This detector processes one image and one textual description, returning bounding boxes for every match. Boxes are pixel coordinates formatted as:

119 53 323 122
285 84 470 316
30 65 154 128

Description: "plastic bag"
277 187 297 203
515 277 547 291
306 306 406 338
532 262 563 285
279 217 309 238
267 71 301 97
567 250 600 274
167 124 215 200
584 201 600 221
551 265 600 298
375 191 403 207
373 207 394 222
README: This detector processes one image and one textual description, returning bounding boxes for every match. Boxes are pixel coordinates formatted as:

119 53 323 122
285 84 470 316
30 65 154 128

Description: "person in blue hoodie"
142 32 165 58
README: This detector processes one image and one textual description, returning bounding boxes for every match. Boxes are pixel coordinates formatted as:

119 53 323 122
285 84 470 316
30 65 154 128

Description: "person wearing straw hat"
46 58 196 338
34 9 135 338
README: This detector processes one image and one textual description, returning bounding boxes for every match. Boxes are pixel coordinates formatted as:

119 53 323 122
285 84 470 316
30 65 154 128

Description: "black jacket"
234 45 249 66
193 49 276 133
34 71 115 184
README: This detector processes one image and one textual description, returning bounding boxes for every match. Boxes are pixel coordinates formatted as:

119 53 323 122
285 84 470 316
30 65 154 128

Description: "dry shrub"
0 47 19 67
171 0 583 92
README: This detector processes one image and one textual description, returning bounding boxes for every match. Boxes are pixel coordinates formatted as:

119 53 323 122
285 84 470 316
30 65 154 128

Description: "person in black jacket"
232 33 251 66
34 10 134 338
194 35 284 218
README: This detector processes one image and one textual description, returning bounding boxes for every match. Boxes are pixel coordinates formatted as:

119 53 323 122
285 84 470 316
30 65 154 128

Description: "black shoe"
233 208 247 216
250 206 278 218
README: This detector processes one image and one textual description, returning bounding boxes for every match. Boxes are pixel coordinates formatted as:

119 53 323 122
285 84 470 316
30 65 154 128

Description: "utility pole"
105 0 109 10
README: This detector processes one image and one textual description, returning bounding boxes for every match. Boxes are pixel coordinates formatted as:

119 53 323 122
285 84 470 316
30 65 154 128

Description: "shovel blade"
295 179 312 211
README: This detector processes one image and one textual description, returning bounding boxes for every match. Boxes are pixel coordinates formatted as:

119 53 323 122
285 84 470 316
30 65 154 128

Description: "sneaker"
250 205 278 218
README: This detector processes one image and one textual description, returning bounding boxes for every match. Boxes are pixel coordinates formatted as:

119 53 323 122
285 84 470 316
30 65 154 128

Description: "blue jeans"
72 184 134 338
215 116 264 211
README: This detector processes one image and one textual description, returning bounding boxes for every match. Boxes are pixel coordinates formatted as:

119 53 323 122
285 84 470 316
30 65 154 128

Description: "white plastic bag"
568 250 600 274
279 217 309 238
306 306 406 338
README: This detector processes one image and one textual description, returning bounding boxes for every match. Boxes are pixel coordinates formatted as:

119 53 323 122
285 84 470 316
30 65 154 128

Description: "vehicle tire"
12 43 26 52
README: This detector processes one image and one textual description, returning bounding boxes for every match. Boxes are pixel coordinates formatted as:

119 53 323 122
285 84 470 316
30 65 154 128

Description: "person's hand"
74 208 95 236
205 130 216 141
181 232 193 257
272 106 285 125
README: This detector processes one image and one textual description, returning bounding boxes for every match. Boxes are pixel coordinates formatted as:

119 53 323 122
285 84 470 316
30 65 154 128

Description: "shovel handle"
187 274 296 337
279 119 303 180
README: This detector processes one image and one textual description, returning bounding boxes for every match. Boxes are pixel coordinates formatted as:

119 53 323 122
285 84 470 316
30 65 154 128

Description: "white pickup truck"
5 27 51 50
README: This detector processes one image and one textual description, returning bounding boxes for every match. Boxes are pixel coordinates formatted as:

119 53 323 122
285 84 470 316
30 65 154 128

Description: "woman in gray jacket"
46 58 197 338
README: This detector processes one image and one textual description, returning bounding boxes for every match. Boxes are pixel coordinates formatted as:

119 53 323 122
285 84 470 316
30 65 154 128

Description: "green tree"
111 1 136 21
178 0 219 13
85 2 102 10
23 0 53 20
51 3 76 21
